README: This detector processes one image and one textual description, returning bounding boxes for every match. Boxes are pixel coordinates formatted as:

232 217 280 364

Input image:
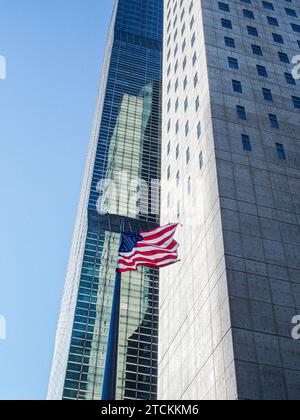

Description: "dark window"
252 44 263 55
292 96 300 109
242 134 252 151
285 72 296 85
291 24 300 33
219 2 230 12
269 114 279 128
273 33 284 44
199 152 204 170
262 88 273 101
257 65 268 77
243 9 255 19
262 1 274 11
186 148 190 164
222 18 232 29
285 8 297 17
197 122 202 139
225 37 235 47
237 105 246 120
185 121 189 137
228 57 239 69
184 97 188 112
232 80 243 93
194 73 198 87
267 16 279 26
278 52 289 63
276 143 286 160
247 26 258 36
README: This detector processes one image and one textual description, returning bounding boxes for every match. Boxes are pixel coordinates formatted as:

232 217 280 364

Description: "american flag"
117 224 180 273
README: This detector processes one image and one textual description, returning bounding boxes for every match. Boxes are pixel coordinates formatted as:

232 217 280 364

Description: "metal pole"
101 218 124 400
101 270 121 400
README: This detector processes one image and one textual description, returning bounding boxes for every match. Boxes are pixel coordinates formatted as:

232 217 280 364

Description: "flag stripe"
120 243 179 259
118 255 179 270
117 223 180 273
119 251 178 265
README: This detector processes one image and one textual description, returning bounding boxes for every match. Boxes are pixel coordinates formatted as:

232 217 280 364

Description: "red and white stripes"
118 224 180 272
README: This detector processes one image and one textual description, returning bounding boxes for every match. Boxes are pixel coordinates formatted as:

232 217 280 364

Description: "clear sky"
0 0 114 400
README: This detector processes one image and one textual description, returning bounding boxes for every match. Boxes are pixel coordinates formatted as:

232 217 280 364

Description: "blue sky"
0 0 113 400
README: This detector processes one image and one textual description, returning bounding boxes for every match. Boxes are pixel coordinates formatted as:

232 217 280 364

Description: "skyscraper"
160 0 300 400
48 0 163 400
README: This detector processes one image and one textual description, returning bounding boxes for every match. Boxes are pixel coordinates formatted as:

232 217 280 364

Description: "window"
273 33 284 44
262 88 273 101
241 0 251 3
192 52 197 66
228 57 239 69
167 166 170 180
197 122 202 139
276 143 286 160
177 201 180 219
185 121 189 137
225 37 235 48
184 97 188 112
236 105 246 120
285 72 296 85
176 120 179 134
252 44 263 55
191 33 196 47
186 148 190 164
195 96 200 111
183 76 187 90
174 60 178 74
269 114 279 128
278 52 289 63
257 65 268 77
194 72 198 87
285 8 297 18
176 144 180 159
232 80 243 93
262 1 274 11
182 39 186 52
291 24 300 33
199 152 204 170
175 78 179 91
167 142 171 155
292 96 300 109
190 16 195 29
243 9 255 19
219 2 230 12
167 81 171 94
167 99 171 113
247 26 258 36
167 119 171 132
175 98 179 111
222 18 232 29
176 171 180 187
181 23 186 36
242 134 252 151
267 16 279 26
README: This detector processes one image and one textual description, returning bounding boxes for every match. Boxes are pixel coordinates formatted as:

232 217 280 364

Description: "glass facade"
48 0 163 401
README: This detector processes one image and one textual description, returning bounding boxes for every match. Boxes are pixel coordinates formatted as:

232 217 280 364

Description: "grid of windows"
52 0 163 402
162 0 300 402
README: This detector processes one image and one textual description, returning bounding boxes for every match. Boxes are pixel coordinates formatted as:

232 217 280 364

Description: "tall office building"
160 0 300 400
48 0 163 400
